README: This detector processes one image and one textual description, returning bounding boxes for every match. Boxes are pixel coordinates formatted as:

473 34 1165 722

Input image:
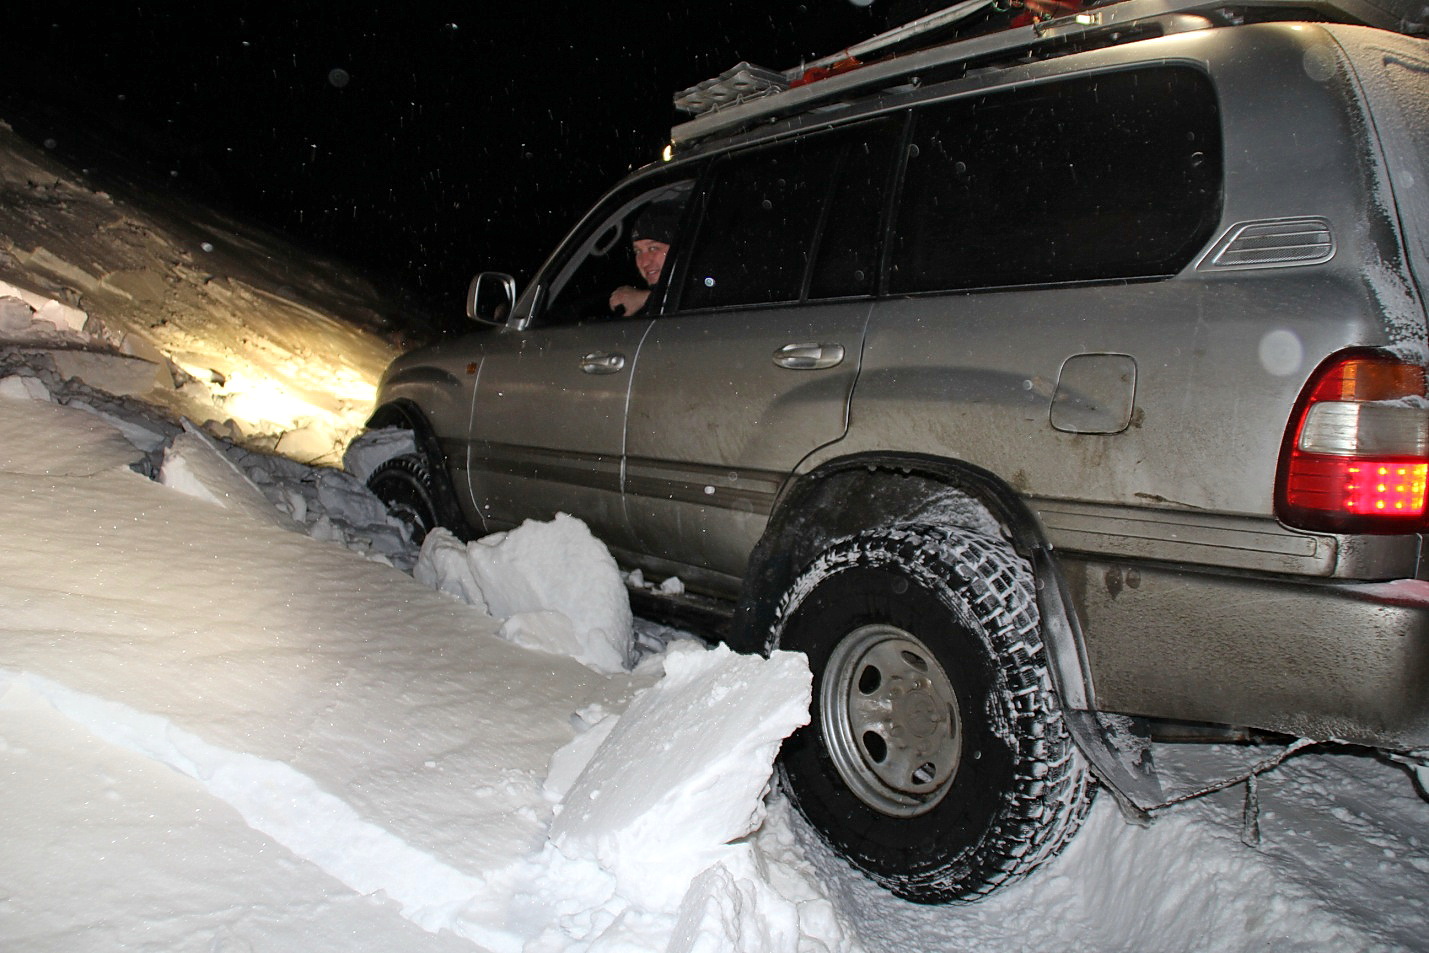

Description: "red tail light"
789 56 863 89
1277 350 1429 533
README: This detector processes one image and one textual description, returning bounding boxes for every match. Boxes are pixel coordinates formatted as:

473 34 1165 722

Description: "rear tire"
771 524 1093 903
367 455 440 545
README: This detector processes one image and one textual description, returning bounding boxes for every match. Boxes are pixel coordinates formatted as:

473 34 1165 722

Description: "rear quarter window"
890 64 1223 293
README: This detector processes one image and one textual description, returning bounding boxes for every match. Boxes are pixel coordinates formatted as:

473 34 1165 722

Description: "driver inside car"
608 200 679 317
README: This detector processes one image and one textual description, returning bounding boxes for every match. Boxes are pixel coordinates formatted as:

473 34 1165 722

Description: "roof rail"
670 0 1427 147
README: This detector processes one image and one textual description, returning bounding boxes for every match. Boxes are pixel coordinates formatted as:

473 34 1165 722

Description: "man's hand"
608 286 650 317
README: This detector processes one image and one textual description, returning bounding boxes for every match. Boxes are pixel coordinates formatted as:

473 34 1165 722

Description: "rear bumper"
1067 559 1429 750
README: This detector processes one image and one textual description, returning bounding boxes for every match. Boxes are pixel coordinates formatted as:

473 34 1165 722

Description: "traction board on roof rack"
669 0 1429 146
673 0 996 117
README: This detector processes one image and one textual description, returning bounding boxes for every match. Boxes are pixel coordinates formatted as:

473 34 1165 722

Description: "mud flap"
1029 544 1164 821
1062 709 1163 823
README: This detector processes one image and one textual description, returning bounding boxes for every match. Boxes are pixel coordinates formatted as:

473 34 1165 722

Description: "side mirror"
467 272 517 326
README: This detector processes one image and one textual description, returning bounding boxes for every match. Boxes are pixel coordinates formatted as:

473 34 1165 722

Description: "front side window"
539 178 695 326
890 65 1223 293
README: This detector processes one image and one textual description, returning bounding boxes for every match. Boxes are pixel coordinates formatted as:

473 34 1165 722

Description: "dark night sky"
3 1 894 324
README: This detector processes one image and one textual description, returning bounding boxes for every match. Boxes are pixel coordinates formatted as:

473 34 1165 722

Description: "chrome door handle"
773 343 845 370
580 352 627 374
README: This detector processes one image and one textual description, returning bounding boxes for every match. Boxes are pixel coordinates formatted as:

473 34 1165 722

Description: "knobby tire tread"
772 524 1094 902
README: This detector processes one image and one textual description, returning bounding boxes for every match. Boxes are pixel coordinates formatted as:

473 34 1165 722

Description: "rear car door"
623 120 901 587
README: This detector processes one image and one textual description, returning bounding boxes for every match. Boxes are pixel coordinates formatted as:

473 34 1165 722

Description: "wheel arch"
733 452 1101 747
367 398 437 454
364 398 481 540
732 452 1064 662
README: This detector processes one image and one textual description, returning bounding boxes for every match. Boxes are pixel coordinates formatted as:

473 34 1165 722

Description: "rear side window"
680 121 898 310
890 65 1222 293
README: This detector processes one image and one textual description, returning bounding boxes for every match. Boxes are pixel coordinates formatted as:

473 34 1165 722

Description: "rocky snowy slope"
0 119 410 465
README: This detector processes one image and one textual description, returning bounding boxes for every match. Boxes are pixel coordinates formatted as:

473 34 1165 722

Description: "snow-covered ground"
1 118 1426 953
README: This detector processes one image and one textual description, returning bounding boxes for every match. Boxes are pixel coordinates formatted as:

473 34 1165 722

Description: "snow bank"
0 380 838 947
2 669 488 928
416 518 634 673
0 376 146 477
0 385 848 952
2 123 402 466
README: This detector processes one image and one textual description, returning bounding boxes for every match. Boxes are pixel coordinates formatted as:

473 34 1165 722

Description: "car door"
623 120 901 587
465 176 695 553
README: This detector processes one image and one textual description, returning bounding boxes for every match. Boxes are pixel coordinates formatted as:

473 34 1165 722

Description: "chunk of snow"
499 609 589 664
273 422 337 462
542 708 619 804
412 527 491 615
0 295 34 332
492 643 828 953
49 350 166 396
229 447 418 568
0 372 52 402
35 297 90 334
69 399 168 452
414 515 632 673
549 642 812 908
0 281 91 337
0 280 67 318
669 857 803 953
314 466 399 529
159 426 297 530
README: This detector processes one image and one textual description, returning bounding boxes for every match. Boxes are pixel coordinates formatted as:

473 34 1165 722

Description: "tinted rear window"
890 65 1223 293
680 121 898 310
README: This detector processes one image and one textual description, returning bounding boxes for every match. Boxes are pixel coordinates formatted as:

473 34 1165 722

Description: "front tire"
366 454 440 545
771 525 1093 903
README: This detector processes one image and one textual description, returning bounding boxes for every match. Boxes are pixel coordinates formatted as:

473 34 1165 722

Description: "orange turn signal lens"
1309 358 1426 403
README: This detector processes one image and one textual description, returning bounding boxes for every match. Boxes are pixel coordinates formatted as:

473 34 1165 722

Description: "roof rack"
672 0 998 116
670 0 1426 147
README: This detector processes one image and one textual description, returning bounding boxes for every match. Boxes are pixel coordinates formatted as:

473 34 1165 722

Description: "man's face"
633 239 669 288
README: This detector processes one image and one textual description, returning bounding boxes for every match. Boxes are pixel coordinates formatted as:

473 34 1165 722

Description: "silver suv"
367 0 1429 903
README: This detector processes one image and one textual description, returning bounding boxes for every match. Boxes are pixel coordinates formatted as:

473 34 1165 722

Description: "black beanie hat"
631 201 680 245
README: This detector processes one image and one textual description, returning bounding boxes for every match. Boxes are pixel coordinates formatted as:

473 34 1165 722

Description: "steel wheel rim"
821 624 962 817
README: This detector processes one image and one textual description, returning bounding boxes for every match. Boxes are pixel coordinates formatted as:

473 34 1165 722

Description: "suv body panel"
1069 560 1429 748
371 15 1429 752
